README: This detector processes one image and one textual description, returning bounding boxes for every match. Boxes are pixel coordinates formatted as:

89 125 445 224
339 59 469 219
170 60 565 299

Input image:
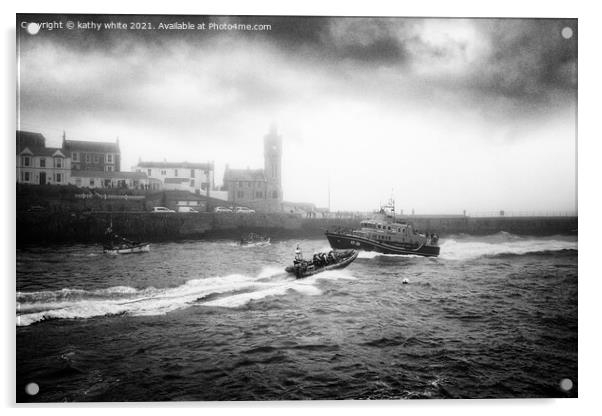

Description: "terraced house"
63 134 121 172
133 160 215 193
16 130 71 185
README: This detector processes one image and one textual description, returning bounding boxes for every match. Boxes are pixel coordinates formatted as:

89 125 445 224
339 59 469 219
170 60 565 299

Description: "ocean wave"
445 231 525 243
352 232 577 261
357 251 424 260
439 238 577 261
16 266 354 327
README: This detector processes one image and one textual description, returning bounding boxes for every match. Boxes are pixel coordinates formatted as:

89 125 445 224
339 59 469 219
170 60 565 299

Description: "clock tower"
264 125 282 204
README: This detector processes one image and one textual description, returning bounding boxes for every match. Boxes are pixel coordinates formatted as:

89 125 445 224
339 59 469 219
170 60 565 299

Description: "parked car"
214 206 233 213
177 206 199 213
152 206 175 213
234 206 256 214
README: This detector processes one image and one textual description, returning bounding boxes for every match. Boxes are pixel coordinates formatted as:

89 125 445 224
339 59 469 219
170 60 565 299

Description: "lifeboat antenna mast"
390 188 396 221
328 172 331 213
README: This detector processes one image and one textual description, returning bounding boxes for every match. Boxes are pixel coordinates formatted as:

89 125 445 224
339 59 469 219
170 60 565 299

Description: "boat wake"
16 267 355 327
439 234 577 261
354 232 576 261
357 251 424 260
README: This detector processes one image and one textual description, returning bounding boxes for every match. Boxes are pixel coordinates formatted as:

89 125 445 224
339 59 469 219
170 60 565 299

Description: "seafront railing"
465 210 577 218
322 210 577 219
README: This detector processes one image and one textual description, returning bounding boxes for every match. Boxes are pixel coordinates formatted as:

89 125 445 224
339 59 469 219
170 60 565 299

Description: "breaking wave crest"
355 232 576 261
358 252 423 260
439 233 577 261
16 267 355 327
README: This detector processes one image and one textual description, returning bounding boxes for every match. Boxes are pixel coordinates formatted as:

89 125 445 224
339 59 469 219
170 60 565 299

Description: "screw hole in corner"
559 378 573 392
25 382 39 396
561 27 573 39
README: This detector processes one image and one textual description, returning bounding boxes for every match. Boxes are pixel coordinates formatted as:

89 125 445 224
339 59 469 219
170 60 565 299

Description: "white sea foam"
16 266 352 326
438 237 577 261
354 233 576 261
357 251 422 259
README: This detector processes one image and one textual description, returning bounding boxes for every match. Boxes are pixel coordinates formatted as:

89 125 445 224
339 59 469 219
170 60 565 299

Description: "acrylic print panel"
16 14 577 401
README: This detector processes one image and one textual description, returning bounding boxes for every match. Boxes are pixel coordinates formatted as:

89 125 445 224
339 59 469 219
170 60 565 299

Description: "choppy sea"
16 232 578 401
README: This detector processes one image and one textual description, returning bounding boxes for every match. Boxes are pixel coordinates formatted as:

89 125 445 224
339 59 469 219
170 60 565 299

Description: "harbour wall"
16 212 578 244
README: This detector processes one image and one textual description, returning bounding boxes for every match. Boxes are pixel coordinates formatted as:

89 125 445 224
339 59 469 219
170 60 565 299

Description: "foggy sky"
17 15 577 214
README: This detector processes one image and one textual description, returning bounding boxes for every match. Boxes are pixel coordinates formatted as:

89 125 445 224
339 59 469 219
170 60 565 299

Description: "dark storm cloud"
312 18 577 104
18 14 577 99
469 19 577 101
256 16 576 106
17 14 577 132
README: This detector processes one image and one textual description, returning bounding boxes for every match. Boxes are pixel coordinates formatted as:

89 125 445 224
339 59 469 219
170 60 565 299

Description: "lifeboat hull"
325 231 440 257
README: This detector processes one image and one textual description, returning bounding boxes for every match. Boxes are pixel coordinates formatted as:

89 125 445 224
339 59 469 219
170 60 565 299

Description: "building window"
72 152 79 161
238 182 243 188
190 169 195 178
237 191 244 199
106 154 113 163
161 170 166 175
190 179 195 187
22 156 31 167
147 169 151 176
54 158 63 168
23 171 30 182
85 154 91 163
272 190 278 199
201 183 208 191
106 166 114 172
90 179 95 187
93 155 99 163
55 173 62 183
174 169 178 177
256 191 263 199
39 158 46 168
75 178 82 187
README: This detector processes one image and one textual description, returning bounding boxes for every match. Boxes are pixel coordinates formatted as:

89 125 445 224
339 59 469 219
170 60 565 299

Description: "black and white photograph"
15 11 578 403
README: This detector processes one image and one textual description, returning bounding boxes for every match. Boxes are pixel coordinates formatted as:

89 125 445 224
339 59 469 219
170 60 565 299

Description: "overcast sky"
17 15 577 214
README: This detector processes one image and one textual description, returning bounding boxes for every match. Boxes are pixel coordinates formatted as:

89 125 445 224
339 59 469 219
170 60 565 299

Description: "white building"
16 131 71 185
133 160 215 194
69 170 161 190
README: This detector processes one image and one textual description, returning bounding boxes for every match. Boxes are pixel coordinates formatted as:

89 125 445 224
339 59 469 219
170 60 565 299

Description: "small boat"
285 248 358 279
103 242 150 255
239 233 271 247
103 224 150 254
326 199 440 257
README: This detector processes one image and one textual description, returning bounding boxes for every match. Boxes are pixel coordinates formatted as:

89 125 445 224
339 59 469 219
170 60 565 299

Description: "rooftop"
71 171 147 180
17 130 46 154
19 146 66 157
63 139 120 153
137 161 213 170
